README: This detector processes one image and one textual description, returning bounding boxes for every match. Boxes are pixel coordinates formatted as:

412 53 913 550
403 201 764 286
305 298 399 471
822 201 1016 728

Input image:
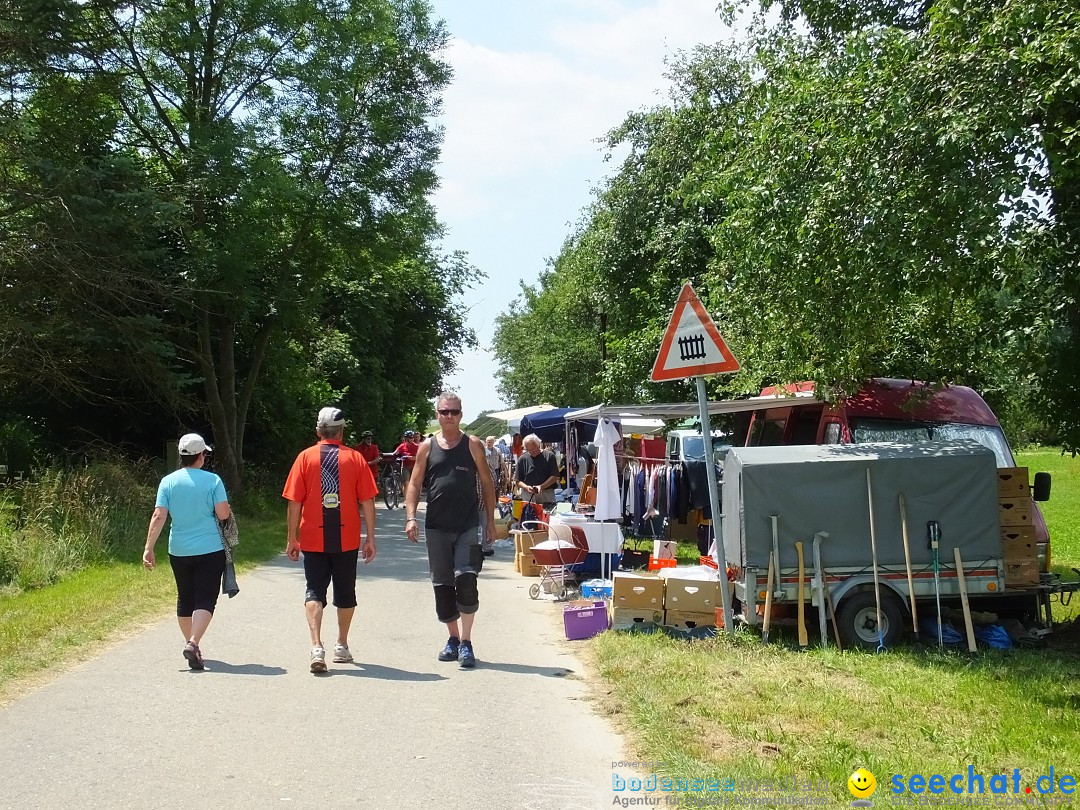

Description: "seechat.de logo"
849 767 877 807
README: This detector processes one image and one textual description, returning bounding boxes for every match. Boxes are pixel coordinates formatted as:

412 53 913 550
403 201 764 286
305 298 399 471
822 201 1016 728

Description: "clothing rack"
616 453 676 464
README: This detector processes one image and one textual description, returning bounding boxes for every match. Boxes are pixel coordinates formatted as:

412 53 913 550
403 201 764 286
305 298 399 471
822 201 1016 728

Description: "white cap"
178 433 211 455
317 407 346 427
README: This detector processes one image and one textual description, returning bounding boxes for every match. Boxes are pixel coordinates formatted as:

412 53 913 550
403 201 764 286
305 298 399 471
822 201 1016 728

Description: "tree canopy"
0 0 478 487
494 0 1079 448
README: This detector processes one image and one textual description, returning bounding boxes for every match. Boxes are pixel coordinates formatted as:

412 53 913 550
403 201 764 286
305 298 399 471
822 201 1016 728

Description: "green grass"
1016 448 1080 572
0 513 283 703
591 450 1080 804
589 630 1080 800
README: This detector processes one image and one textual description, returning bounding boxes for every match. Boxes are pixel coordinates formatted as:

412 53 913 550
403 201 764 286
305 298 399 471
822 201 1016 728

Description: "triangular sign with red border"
650 283 740 382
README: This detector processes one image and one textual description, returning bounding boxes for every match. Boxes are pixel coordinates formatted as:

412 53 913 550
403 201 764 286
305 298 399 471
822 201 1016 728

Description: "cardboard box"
612 571 665 610
513 551 520 573
563 600 609 640
513 529 547 556
996 467 1030 498
1001 526 1036 560
998 498 1032 526
611 606 663 630
1004 557 1038 587
663 577 720 613
664 610 715 630
517 551 541 577
652 539 677 560
493 517 512 540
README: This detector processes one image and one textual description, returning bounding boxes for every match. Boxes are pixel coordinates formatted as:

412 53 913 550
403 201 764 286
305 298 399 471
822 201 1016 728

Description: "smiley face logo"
848 767 877 800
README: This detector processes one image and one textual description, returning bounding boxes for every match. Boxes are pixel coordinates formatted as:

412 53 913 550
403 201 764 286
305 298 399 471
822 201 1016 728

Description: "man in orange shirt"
284 407 378 673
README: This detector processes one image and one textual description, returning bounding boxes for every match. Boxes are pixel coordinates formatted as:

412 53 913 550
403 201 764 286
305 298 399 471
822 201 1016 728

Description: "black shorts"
302 549 359 608
169 550 226 616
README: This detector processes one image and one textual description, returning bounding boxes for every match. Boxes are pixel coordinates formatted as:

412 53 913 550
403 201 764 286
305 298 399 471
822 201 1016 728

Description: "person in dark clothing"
405 392 496 669
514 433 559 506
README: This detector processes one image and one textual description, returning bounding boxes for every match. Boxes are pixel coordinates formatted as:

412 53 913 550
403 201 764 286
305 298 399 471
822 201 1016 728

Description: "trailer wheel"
837 590 904 651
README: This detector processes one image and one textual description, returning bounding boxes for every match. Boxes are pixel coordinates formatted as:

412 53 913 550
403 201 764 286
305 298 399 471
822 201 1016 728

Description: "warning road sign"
650 283 740 382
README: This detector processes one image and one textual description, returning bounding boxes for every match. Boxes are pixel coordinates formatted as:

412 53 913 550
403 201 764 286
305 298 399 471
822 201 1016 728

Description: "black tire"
391 475 402 510
382 473 395 510
837 589 905 651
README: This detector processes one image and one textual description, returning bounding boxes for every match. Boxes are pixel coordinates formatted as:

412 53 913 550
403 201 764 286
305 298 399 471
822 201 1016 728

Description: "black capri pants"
169 550 226 617
302 549 359 608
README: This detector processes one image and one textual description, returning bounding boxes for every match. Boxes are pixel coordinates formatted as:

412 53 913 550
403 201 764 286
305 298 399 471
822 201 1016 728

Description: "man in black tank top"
405 392 496 669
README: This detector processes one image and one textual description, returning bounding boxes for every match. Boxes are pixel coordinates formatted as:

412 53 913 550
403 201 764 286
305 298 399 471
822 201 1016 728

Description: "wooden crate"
1001 526 1036 561
1004 557 1038 587
610 606 662 631
996 467 1030 498
998 498 1032 527
664 610 716 630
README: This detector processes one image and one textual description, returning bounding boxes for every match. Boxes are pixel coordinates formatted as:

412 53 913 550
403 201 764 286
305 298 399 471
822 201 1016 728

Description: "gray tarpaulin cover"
722 442 1000 571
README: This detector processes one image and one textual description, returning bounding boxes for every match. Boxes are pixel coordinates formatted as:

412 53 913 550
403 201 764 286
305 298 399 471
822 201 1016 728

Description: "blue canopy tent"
518 407 592 443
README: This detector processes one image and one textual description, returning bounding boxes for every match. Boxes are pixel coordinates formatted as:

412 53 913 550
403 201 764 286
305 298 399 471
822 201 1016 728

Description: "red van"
744 378 1052 566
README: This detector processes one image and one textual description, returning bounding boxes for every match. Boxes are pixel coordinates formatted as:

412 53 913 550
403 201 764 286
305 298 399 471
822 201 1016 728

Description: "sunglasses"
437 408 462 416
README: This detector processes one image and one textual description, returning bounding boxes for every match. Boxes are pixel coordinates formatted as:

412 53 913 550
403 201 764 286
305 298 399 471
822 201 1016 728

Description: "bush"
0 461 153 591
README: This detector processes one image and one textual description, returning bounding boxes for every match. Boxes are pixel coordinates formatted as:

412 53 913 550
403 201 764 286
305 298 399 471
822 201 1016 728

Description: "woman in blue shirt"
143 433 232 670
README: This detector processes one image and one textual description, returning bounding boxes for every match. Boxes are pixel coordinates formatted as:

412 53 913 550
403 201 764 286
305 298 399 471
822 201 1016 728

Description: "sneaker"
437 636 460 662
310 646 327 673
458 640 476 669
183 641 204 671
332 643 354 663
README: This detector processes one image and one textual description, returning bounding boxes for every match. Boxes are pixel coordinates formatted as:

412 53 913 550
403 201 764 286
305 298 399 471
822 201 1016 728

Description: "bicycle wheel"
390 472 402 510
382 472 395 509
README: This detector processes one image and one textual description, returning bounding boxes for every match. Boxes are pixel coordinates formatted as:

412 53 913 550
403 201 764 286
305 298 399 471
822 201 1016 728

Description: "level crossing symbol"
650 283 740 382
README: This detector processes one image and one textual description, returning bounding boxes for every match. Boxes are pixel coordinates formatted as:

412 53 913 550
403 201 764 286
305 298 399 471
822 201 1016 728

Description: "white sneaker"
332 644 354 663
309 646 327 673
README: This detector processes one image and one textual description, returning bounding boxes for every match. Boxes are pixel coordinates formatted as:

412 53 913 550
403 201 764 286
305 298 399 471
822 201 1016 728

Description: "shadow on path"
198 661 288 676
311 662 446 681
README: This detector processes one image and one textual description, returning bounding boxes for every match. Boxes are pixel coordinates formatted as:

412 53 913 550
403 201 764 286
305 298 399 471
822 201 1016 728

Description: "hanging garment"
592 417 622 521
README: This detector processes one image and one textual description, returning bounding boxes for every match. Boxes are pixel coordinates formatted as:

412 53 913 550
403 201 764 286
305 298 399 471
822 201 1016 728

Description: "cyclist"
356 430 381 472
393 429 420 488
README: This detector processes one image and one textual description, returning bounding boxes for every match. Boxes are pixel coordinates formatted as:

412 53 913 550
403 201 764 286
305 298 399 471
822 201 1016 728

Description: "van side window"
750 418 786 446
823 422 842 444
789 407 823 444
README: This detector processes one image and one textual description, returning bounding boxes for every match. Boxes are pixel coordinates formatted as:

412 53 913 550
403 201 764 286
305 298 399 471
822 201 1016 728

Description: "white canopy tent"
564 392 814 423
486 404 557 421
485 404 558 438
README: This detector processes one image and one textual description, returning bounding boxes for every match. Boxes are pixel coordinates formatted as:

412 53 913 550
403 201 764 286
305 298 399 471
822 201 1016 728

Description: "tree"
55 0 457 489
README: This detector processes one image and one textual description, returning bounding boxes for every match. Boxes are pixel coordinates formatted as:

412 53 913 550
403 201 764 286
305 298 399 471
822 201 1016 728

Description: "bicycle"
378 453 404 510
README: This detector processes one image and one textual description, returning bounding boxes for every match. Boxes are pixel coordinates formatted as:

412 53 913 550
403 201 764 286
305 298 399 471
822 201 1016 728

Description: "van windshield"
682 435 731 462
848 419 1014 467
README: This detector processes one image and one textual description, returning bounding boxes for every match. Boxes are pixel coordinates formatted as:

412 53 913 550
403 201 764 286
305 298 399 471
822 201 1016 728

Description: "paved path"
0 504 635 809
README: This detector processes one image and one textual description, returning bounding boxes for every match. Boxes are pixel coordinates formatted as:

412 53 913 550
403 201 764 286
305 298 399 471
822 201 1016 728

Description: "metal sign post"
696 375 733 635
651 283 740 637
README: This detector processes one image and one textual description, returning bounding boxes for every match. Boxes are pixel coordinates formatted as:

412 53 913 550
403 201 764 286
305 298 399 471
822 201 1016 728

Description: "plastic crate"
581 578 613 599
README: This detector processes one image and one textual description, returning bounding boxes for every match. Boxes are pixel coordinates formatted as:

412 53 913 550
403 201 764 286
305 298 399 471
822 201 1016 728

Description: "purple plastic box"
563 600 609 640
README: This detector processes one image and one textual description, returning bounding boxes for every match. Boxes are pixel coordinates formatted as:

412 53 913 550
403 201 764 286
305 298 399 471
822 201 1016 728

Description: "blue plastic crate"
581 578 613 599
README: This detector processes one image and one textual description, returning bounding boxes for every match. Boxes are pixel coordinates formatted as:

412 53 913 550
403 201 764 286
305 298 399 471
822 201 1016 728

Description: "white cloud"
430 1 735 417
434 2 731 221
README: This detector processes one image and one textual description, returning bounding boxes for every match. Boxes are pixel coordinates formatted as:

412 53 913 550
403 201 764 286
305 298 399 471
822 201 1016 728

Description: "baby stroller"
527 522 589 601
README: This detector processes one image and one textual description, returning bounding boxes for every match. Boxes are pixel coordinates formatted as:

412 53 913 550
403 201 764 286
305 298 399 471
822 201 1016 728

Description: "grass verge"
0 513 283 703
591 450 1080 804
589 628 1080 801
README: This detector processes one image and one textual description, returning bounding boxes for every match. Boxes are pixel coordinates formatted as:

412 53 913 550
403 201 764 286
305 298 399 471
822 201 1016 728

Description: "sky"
429 0 737 422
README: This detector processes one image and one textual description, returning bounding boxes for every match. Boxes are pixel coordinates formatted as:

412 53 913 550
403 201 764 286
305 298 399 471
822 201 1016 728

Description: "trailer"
721 441 1045 650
